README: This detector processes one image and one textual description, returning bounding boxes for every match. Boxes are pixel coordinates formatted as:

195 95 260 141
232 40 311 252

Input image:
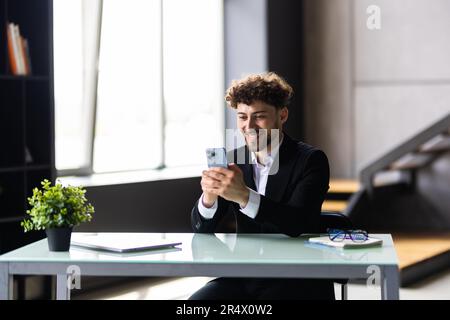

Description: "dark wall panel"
267 0 304 140
76 177 202 233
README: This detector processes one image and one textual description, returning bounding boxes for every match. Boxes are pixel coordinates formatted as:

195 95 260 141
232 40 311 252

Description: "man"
190 72 334 300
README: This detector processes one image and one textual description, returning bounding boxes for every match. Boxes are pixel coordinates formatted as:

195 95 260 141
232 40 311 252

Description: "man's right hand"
200 169 221 207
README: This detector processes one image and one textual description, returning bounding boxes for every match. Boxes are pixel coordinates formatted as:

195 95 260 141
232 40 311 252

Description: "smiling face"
237 101 288 152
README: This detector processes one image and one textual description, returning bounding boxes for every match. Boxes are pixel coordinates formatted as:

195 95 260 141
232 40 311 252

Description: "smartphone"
206 147 228 168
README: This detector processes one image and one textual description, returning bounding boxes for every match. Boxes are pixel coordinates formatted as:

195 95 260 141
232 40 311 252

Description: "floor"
72 268 450 300
392 233 450 269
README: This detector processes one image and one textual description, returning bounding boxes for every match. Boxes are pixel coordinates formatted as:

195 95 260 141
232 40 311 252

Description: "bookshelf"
0 0 55 265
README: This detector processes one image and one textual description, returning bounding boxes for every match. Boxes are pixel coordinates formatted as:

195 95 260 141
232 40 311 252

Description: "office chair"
319 211 354 300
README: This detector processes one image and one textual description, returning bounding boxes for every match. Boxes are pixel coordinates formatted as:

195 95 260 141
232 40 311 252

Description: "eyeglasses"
327 228 369 243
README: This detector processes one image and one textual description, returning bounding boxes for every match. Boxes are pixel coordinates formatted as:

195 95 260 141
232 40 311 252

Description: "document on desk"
71 233 182 253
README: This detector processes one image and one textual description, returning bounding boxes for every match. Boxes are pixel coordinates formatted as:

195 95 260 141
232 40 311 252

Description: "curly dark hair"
225 72 294 109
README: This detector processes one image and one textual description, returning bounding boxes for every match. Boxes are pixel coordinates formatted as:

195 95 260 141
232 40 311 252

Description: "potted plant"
21 179 94 251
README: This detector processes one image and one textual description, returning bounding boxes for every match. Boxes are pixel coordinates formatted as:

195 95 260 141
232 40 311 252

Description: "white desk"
0 232 399 300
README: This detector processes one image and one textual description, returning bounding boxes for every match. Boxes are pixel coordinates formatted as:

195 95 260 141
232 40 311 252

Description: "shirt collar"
250 135 284 168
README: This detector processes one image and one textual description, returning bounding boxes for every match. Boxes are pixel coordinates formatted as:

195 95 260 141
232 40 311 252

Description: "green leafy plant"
21 179 94 232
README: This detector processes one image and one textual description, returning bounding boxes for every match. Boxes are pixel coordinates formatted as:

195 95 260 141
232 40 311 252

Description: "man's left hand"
205 163 250 208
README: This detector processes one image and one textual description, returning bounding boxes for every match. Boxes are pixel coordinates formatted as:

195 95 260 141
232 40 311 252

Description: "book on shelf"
6 22 32 76
25 146 33 164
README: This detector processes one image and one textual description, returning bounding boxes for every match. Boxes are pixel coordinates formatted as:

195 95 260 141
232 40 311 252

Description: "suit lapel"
242 163 256 191
235 145 256 191
234 133 298 201
264 133 298 202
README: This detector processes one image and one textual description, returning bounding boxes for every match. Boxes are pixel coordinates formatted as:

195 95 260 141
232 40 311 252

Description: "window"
94 0 162 172
54 0 224 175
163 0 224 167
54 0 86 171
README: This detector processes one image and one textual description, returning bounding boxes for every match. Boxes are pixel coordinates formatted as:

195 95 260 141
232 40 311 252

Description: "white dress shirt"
198 138 283 220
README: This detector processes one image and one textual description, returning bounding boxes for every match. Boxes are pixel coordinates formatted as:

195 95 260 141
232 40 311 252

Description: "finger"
203 169 226 178
203 170 226 181
201 178 222 189
202 174 222 185
202 175 221 185
209 167 233 177
227 163 241 173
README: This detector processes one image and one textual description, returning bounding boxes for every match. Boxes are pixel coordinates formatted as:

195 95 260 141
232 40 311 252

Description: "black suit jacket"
191 133 330 237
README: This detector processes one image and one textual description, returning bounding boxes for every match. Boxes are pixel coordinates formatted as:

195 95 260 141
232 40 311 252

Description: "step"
392 233 450 286
328 179 360 194
321 200 348 213
418 134 450 153
392 233 450 269
389 153 433 170
326 179 359 201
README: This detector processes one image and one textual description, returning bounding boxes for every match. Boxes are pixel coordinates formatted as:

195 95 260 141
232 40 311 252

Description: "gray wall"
304 0 450 178
224 0 267 130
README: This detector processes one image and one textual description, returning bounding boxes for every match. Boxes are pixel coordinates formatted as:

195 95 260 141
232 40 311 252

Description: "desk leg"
0 263 13 300
381 266 400 300
56 274 71 300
